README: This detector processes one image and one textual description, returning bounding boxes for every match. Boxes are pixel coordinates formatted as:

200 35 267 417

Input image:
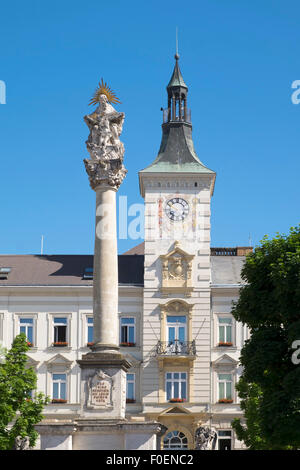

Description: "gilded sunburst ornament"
89 78 121 106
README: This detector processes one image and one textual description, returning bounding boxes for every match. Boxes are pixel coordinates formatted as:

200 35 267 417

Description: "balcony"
156 340 196 357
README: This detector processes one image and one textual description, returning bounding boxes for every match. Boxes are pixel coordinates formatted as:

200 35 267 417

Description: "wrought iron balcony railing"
156 340 196 356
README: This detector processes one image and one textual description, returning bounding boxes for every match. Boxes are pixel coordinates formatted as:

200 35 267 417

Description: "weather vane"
89 78 121 106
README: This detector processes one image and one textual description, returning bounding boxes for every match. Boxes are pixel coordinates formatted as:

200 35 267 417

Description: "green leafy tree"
0 333 49 450
231 226 300 449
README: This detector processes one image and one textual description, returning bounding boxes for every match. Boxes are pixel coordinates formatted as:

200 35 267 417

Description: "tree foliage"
231 226 300 449
0 334 49 450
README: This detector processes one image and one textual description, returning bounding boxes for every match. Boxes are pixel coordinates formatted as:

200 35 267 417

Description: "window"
120 317 135 346
83 267 93 280
53 317 68 346
218 430 232 450
0 267 11 280
20 318 34 346
87 317 94 345
167 316 186 343
163 431 188 449
126 373 135 403
52 373 67 403
166 372 187 402
218 374 233 402
218 317 233 346
166 315 187 354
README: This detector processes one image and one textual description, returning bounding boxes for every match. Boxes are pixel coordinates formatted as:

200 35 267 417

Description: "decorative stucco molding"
160 241 194 295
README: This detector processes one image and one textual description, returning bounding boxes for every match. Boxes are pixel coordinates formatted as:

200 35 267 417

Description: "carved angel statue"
13 436 30 450
83 79 127 190
195 427 217 450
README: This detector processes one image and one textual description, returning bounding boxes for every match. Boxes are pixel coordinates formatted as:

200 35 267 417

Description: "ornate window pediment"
160 241 194 295
160 299 193 319
45 354 73 370
211 354 239 371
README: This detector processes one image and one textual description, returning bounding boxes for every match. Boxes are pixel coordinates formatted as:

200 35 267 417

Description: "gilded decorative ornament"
89 78 121 106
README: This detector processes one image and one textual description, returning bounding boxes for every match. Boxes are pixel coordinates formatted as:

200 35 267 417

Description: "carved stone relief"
160 242 194 295
87 370 113 409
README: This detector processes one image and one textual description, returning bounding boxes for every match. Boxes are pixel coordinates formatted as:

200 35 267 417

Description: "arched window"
163 430 188 449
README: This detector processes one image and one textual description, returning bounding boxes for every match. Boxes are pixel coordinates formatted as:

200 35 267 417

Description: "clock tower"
139 54 216 444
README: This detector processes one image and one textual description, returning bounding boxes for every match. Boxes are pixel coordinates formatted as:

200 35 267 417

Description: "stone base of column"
77 351 131 421
90 343 121 354
36 420 168 450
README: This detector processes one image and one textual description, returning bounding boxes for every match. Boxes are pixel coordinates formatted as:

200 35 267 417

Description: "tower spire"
166 53 188 123
139 55 216 196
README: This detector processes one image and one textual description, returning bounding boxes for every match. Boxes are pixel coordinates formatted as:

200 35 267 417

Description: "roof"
167 57 188 90
0 248 247 288
0 254 144 287
139 123 215 175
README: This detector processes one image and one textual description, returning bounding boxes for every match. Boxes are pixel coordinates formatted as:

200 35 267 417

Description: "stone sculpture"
13 436 30 450
195 426 217 450
84 93 127 190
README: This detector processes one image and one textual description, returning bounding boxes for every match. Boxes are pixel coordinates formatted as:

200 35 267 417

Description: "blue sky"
0 0 299 254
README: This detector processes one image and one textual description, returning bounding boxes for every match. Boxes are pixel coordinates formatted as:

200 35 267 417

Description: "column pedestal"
77 352 131 420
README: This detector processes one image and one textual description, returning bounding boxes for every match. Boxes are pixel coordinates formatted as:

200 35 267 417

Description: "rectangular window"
54 318 67 341
218 374 233 401
166 372 187 402
20 318 34 345
120 318 135 346
167 315 187 343
126 373 135 402
87 317 94 345
218 317 232 345
52 373 67 402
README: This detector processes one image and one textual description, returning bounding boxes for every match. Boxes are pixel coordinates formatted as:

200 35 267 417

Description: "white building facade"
0 56 251 450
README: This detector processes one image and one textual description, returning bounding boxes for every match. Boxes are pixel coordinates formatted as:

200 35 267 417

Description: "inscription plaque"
87 371 113 409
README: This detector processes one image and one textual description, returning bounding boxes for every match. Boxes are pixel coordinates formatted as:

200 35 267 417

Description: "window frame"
215 314 235 347
166 315 187 343
120 316 136 346
218 373 233 402
218 316 233 345
19 317 34 345
52 373 67 403
163 430 188 449
53 317 68 345
165 371 188 402
15 314 38 348
48 314 72 348
86 315 94 346
126 372 136 403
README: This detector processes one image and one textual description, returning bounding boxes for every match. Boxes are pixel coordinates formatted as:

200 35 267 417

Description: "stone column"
93 185 118 352
83 93 127 354
79 93 130 420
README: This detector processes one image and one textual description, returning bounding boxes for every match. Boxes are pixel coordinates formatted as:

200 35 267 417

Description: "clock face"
165 197 189 221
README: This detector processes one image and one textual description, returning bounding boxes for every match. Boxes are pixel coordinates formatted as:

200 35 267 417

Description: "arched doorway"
163 430 188 449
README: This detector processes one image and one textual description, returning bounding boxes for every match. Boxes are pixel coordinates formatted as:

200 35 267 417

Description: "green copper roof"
140 123 215 174
140 56 215 178
167 57 188 89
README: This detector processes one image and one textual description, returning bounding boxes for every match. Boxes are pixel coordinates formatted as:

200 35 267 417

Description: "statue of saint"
83 79 127 190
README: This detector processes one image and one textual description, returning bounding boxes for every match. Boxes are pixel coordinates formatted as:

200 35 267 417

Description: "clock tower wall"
143 176 212 292
139 55 215 411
